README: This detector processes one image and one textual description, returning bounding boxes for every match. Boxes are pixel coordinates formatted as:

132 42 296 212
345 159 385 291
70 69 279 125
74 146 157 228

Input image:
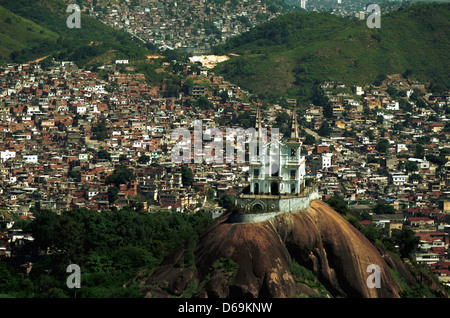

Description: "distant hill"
213 3 450 102
0 6 59 62
0 0 156 67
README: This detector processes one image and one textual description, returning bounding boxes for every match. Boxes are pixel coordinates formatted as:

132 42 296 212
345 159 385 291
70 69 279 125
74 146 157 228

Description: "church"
235 108 319 220
249 108 307 196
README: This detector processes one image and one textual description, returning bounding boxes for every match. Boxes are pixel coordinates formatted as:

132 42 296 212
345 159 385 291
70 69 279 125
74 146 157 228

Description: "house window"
254 169 260 179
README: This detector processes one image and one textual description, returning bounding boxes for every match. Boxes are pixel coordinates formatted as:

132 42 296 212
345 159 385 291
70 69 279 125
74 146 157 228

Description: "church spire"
256 107 262 131
290 108 300 141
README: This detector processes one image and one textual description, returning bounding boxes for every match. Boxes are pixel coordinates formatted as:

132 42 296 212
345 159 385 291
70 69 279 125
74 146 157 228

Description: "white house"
390 172 408 186
23 155 38 163
322 153 332 170
0 150 16 163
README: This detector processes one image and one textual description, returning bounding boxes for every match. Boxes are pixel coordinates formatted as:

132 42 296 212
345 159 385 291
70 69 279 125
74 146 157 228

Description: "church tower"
249 108 268 195
278 108 306 195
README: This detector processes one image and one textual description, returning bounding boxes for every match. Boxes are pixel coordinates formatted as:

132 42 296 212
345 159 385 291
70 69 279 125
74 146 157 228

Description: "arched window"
291 147 296 158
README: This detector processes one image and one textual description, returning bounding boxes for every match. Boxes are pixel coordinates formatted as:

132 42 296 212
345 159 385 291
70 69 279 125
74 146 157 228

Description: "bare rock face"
138 200 440 298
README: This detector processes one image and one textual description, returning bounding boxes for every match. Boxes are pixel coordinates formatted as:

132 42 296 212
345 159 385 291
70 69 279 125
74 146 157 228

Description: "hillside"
0 0 155 67
213 3 450 102
0 6 59 61
137 200 448 298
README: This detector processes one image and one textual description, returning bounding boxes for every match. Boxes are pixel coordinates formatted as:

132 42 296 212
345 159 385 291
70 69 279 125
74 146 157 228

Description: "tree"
376 115 384 125
391 228 420 259
414 144 425 158
97 148 111 161
273 112 291 138
218 194 235 210
373 202 395 214
326 196 350 215
323 104 333 118
181 165 194 187
92 118 109 141
303 133 315 145
30 210 60 251
375 139 390 153
318 121 332 137
105 165 136 188
138 155 150 164
360 226 382 244
196 96 213 110
108 187 119 203
373 74 386 86
405 161 418 173
426 154 448 167
206 188 215 202
409 174 422 182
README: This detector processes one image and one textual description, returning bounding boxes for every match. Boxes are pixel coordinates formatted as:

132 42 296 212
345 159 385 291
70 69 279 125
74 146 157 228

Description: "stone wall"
231 187 319 223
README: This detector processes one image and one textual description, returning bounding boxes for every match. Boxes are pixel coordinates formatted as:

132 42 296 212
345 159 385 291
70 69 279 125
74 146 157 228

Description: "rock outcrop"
137 200 446 298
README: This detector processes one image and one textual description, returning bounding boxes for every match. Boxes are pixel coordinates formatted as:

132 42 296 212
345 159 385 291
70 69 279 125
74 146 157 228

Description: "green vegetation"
105 165 136 188
326 195 351 215
390 265 442 298
213 3 450 104
211 257 238 281
0 207 212 298
91 118 109 141
373 202 396 214
390 228 421 259
218 193 235 210
0 0 156 68
181 165 194 188
289 259 328 297
326 196 419 260
0 6 59 61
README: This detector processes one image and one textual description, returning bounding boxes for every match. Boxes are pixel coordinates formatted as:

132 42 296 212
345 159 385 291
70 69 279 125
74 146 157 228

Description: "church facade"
249 108 307 197
235 108 319 220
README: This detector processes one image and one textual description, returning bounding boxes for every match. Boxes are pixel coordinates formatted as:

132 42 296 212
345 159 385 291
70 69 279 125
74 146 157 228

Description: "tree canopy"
1 206 212 298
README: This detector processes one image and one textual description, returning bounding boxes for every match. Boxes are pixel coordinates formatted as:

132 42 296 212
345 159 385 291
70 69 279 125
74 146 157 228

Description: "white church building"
235 108 318 220
249 108 307 196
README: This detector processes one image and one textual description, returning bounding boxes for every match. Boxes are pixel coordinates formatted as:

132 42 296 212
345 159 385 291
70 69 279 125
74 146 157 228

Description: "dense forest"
0 207 212 298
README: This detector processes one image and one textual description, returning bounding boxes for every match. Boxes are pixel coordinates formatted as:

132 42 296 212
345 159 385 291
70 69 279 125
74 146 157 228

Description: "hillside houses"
1 58 450 285
88 0 290 52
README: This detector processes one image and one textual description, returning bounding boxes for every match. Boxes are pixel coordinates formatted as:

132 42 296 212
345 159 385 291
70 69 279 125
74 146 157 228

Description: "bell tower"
281 108 306 195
